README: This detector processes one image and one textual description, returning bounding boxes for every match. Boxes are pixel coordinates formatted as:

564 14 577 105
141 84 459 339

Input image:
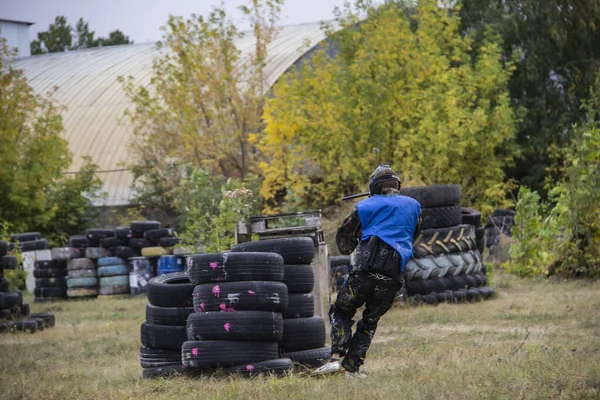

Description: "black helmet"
369 164 401 195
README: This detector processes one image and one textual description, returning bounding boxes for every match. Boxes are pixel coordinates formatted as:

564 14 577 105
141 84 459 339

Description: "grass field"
1 271 599 400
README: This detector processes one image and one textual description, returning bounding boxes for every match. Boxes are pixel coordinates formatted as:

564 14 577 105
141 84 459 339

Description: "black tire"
35 277 67 288
141 322 187 350
476 238 485 254
147 272 195 307
67 268 97 278
159 237 181 247
0 308 11 319
115 227 133 242
0 279 9 292
461 207 481 226
14 320 38 333
465 288 480 301
146 304 195 326
283 264 314 293
420 206 462 230
0 292 4 308
33 269 67 278
67 258 95 270
182 340 278 369
34 287 66 298
10 232 41 242
131 221 161 238
85 229 115 246
20 302 30 316
188 253 284 284
101 237 126 248
444 275 467 290
142 364 186 379
114 246 137 259
144 228 175 240
475 226 485 241
18 239 49 252
231 237 315 265
279 317 325 352
433 291 453 303
193 281 288 313
0 256 18 269
129 238 152 249
187 311 283 341
399 185 461 208
29 312 56 327
413 224 476 258
283 293 314 319
421 294 438 305
35 260 56 269
284 346 331 367
478 287 494 298
224 358 293 376
140 345 181 360
330 256 350 268
0 240 7 257
69 235 89 248
463 274 479 288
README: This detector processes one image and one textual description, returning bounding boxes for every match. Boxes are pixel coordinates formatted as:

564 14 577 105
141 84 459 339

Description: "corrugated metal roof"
12 22 329 206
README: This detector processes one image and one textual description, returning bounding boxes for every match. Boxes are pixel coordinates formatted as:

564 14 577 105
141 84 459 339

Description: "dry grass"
1 272 599 400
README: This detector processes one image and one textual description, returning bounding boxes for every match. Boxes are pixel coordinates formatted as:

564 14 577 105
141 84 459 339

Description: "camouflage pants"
329 270 402 372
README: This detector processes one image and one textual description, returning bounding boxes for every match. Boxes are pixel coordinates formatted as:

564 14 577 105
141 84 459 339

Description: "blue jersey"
356 194 421 272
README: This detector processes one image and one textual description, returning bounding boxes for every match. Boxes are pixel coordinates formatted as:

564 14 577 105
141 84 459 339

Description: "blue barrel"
129 257 154 296
157 255 184 276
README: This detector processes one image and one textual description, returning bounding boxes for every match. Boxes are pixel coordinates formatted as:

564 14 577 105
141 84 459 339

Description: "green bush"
506 78 600 278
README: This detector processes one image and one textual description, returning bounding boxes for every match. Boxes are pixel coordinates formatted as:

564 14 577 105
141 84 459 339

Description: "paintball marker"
342 192 369 201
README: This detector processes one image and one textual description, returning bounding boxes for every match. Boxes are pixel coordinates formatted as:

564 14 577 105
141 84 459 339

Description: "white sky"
0 0 383 43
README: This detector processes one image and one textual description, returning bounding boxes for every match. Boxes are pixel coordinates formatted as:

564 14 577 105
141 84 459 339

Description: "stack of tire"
485 209 516 253
97 257 130 297
33 248 79 301
329 256 350 292
9 232 50 253
183 250 293 377
231 238 330 369
139 272 195 379
0 239 54 333
399 185 494 305
66 247 106 299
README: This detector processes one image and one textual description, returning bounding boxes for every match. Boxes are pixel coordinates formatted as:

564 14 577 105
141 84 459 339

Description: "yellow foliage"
260 0 518 211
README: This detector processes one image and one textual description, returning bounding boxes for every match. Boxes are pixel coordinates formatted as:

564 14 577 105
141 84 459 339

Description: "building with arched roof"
12 22 329 206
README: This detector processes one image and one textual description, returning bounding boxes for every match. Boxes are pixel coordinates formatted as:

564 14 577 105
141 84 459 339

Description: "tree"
0 37 104 244
97 30 133 46
507 76 600 278
121 0 282 213
73 17 95 49
34 16 73 54
460 0 600 197
30 16 134 54
259 0 518 213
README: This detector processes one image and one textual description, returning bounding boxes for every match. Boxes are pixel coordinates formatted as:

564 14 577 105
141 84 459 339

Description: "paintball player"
313 165 421 378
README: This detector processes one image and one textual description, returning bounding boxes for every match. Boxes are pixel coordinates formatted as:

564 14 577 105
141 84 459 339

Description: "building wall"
0 21 31 57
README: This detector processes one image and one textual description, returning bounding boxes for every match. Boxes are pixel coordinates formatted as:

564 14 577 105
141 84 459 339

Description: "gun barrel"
341 192 369 201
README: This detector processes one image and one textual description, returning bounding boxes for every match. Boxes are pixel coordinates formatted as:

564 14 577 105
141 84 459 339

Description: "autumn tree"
121 0 282 213
0 37 104 244
260 0 518 213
